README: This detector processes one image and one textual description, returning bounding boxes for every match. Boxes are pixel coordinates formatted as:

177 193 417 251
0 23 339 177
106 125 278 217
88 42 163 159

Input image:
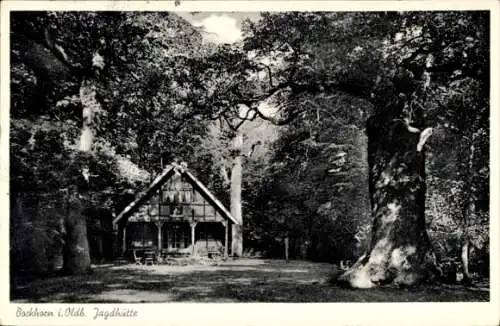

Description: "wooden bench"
207 246 222 259
144 250 156 265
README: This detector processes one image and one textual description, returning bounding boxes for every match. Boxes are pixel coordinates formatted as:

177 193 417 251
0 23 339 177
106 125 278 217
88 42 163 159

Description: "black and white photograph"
1 1 499 325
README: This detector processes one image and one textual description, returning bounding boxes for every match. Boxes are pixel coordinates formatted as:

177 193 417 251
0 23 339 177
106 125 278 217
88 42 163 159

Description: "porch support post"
122 225 127 254
190 222 197 256
222 220 228 259
156 221 164 250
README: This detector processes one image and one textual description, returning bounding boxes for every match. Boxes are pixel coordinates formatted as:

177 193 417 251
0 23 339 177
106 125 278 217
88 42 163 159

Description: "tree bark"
284 236 290 264
461 241 471 284
339 116 435 288
230 133 244 257
79 79 102 152
63 192 91 274
461 127 478 284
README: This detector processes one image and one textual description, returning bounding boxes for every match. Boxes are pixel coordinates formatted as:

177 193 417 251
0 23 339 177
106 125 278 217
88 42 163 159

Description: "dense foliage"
236 12 489 282
10 11 489 283
10 11 210 274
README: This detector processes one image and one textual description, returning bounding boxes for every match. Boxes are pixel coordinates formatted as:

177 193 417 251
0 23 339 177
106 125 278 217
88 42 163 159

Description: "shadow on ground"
11 259 489 303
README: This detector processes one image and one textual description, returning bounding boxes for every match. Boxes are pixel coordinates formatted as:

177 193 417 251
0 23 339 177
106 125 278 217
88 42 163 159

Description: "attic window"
171 204 183 216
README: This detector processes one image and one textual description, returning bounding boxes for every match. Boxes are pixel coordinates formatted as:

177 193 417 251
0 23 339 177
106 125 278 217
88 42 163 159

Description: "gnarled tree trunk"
339 116 435 288
13 26 105 275
63 191 91 274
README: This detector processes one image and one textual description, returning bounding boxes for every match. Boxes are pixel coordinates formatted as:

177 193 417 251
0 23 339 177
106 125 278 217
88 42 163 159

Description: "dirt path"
12 259 489 302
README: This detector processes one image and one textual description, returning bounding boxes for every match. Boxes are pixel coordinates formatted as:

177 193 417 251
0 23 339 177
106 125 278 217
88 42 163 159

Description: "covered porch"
120 220 230 261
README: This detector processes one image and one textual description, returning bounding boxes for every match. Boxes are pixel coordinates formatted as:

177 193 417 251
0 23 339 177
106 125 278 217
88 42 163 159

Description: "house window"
183 190 191 203
170 192 183 216
166 224 189 249
159 194 184 216
170 200 183 215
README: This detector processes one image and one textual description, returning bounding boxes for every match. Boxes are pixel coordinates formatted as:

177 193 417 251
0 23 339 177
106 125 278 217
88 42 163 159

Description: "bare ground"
11 259 489 303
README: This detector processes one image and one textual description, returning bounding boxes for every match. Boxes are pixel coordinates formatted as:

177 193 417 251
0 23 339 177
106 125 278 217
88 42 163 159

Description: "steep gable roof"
112 163 238 227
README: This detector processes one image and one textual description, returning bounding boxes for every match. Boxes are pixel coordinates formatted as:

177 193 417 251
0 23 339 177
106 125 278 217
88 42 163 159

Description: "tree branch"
255 62 275 88
245 140 262 158
253 106 301 126
39 28 86 78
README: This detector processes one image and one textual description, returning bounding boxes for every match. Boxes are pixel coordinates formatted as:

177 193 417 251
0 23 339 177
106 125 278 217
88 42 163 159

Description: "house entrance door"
164 223 190 250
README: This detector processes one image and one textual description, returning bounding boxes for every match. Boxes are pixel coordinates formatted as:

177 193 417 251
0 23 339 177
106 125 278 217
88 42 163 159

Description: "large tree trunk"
339 116 435 288
62 75 102 274
230 133 244 257
13 33 103 275
63 192 91 274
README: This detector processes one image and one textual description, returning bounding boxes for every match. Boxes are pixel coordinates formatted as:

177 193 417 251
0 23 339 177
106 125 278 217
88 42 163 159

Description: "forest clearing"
11 259 489 303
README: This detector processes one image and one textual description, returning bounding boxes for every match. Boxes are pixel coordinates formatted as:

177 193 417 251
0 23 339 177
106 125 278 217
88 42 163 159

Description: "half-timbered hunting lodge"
112 162 239 261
